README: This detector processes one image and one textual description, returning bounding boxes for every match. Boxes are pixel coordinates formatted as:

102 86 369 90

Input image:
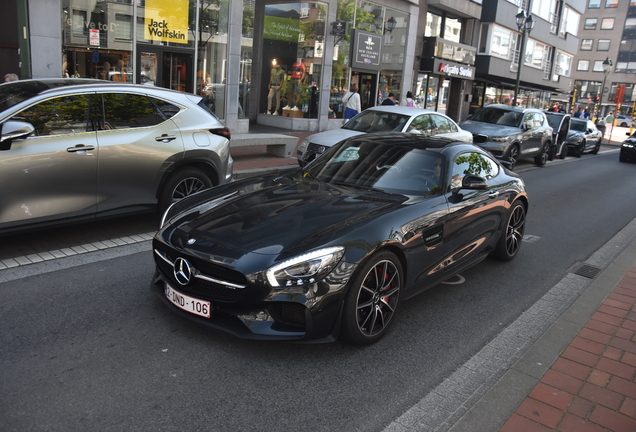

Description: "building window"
589 0 601 7
578 59 590 70
555 51 573 77
605 0 618 6
560 6 580 37
597 39 611 50
585 18 597 29
491 25 515 59
425 12 442 38
581 39 594 50
593 60 606 71
531 0 554 22
625 18 636 28
601 18 615 29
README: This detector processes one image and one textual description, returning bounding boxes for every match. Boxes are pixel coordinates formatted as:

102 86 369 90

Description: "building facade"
469 0 582 113
572 0 636 119
8 0 420 134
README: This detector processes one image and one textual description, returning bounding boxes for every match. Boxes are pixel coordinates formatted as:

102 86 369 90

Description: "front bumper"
620 143 636 161
150 254 357 342
474 142 507 158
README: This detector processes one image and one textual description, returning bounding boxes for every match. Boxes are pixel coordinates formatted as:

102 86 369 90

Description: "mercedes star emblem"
173 257 194 286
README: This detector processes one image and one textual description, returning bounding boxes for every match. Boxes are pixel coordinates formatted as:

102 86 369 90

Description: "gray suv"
0 79 233 234
460 104 553 169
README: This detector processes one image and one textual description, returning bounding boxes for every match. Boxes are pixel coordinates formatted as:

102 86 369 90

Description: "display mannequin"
285 58 306 110
267 61 285 114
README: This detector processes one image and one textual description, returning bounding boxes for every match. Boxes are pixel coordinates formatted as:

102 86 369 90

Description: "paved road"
1 147 634 432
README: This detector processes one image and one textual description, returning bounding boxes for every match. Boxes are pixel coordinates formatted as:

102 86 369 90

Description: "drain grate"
573 263 603 279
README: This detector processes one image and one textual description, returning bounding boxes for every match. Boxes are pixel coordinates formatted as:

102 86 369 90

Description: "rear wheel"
159 167 214 213
494 201 526 261
340 251 402 345
590 139 601 155
534 143 549 166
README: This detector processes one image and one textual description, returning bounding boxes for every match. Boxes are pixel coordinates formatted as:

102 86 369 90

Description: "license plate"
165 283 211 318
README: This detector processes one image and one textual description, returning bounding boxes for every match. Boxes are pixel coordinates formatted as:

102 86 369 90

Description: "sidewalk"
499 264 636 432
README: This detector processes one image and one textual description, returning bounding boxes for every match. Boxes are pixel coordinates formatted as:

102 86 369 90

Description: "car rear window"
343 111 410 133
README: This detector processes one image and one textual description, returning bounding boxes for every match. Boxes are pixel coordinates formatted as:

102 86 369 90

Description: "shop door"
138 49 193 93
356 72 377 110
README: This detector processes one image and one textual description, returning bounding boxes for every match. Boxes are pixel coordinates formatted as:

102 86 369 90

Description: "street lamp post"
596 57 613 119
512 11 535 107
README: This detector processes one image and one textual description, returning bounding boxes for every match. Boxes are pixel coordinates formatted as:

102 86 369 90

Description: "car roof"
479 104 537 113
344 132 469 150
0 78 188 97
363 105 445 116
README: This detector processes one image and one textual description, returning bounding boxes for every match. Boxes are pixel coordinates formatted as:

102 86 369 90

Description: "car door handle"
156 134 177 142
489 191 499 199
67 144 95 153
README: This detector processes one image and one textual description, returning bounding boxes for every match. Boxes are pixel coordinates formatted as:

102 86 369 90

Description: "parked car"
459 104 553 169
616 115 633 128
151 133 528 344
619 130 636 162
566 118 602 157
296 106 472 167
544 112 571 160
0 78 233 234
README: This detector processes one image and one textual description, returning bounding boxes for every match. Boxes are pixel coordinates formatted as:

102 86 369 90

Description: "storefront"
417 38 476 123
59 0 417 134
468 81 552 114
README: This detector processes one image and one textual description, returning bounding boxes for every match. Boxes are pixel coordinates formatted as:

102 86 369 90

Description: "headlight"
623 143 634 148
298 139 309 153
490 136 509 142
266 246 345 287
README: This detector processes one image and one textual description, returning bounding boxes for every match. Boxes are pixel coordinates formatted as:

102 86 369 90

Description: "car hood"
159 173 407 260
306 129 364 147
459 120 521 137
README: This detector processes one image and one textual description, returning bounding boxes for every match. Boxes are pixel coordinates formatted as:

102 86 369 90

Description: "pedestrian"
405 91 415 107
573 107 583 118
381 92 396 106
583 109 590 119
342 83 362 121
605 111 614 139
4 73 19 82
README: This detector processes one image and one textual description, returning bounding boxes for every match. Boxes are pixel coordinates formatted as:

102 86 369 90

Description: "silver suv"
0 79 233 233
460 104 553 169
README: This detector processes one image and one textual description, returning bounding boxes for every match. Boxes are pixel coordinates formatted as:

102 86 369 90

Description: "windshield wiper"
332 181 385 193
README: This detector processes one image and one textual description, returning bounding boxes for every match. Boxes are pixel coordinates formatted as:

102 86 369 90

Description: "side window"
451 152 499 188
11 95 91 136
101 93 165 129
522 113 534 127
532 113 544 128
149 97 181 119
407 115 434 134
431 115 456 134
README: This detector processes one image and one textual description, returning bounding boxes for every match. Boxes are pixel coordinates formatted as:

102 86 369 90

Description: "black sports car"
619 131 636 162
150 133 528 344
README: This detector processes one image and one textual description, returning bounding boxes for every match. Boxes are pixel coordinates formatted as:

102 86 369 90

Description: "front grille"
307 143 326 154
472 134 488 144
268 303 307 329
154 240 247 303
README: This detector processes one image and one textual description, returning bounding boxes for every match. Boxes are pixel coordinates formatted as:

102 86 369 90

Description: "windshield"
570 119 587 132
470 107 522 127
306 140 444 195
343 111 410 133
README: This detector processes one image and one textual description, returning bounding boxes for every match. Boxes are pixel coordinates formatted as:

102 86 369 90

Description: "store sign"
350 30 382 71
436 60 475 79
89 29 100 46
144 0 189 44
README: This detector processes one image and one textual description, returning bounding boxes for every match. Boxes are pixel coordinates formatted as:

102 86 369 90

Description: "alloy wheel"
172 177 207 202
504 204 525 257
355 260 400 338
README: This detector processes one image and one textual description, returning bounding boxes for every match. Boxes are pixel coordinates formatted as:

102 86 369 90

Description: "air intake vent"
573 264 602 279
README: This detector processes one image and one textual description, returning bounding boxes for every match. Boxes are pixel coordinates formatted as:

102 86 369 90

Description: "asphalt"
232 124 636 431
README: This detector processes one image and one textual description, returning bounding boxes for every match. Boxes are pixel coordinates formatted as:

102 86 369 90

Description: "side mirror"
461 174 488 190
523 122 533 130
1 120 35 144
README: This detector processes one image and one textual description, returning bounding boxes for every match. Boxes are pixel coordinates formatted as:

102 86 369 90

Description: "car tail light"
210 127 231 140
